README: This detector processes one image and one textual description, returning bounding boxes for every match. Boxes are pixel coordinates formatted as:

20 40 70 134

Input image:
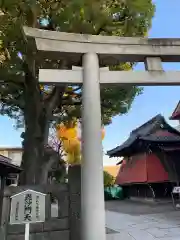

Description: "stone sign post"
10 189 46 240
22 26 180 240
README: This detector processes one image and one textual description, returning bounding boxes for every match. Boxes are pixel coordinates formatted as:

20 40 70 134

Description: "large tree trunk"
19 62 65 185
19 63 48 185
19 116 46 184
19 97 47 185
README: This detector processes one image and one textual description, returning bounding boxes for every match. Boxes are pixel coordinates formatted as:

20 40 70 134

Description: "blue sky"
1 0 180 165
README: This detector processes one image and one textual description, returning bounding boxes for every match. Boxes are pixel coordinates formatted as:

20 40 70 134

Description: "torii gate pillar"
81 53 105 240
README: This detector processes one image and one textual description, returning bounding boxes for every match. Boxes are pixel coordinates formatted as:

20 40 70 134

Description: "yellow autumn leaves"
56 121 81 165
56 121 105 165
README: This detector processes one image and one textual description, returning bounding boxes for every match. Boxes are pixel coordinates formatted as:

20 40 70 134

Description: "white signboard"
10 189 46 225
172 187 180 193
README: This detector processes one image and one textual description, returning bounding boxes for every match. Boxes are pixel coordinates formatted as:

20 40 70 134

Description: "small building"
107 114 180 200
0 154 22 187
0 147 23 185
0 147 22 167
0 154 22 224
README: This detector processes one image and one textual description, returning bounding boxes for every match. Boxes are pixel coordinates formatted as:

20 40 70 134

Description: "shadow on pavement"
105 200 176 216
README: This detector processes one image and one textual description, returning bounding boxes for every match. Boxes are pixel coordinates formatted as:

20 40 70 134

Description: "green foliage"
104 170 115 187
0 0 155 126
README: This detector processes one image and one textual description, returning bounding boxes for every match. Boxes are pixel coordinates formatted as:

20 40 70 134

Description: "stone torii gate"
23 26 180 240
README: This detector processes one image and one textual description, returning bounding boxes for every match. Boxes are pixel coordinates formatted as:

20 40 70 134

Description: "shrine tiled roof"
131 114 166 136
169 101 180 120
107 114 180 158
141 134 180 143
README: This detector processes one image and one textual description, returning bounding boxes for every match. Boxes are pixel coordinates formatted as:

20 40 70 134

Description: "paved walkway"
105 200 180 240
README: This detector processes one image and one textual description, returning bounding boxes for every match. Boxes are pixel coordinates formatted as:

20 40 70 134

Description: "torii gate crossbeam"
39 68 180 86
23 26 180 240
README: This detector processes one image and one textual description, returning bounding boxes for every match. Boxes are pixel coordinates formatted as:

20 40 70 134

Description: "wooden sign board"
10 189 46 225
172 187 180 194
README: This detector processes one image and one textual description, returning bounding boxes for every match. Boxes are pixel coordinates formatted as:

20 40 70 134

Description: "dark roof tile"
0 154 22 173
107 115 180 157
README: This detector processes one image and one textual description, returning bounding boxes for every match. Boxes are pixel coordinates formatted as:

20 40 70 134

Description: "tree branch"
30 3 38 28
45 59 69 117
46 86 65 116
62 101 81 106
0 96 24 109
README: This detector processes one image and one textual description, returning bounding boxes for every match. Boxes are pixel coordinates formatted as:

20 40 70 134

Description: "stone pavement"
105 200 180 240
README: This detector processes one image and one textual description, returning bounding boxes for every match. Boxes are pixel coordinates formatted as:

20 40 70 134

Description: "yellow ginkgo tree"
56 120 81 165
56 119 106 165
